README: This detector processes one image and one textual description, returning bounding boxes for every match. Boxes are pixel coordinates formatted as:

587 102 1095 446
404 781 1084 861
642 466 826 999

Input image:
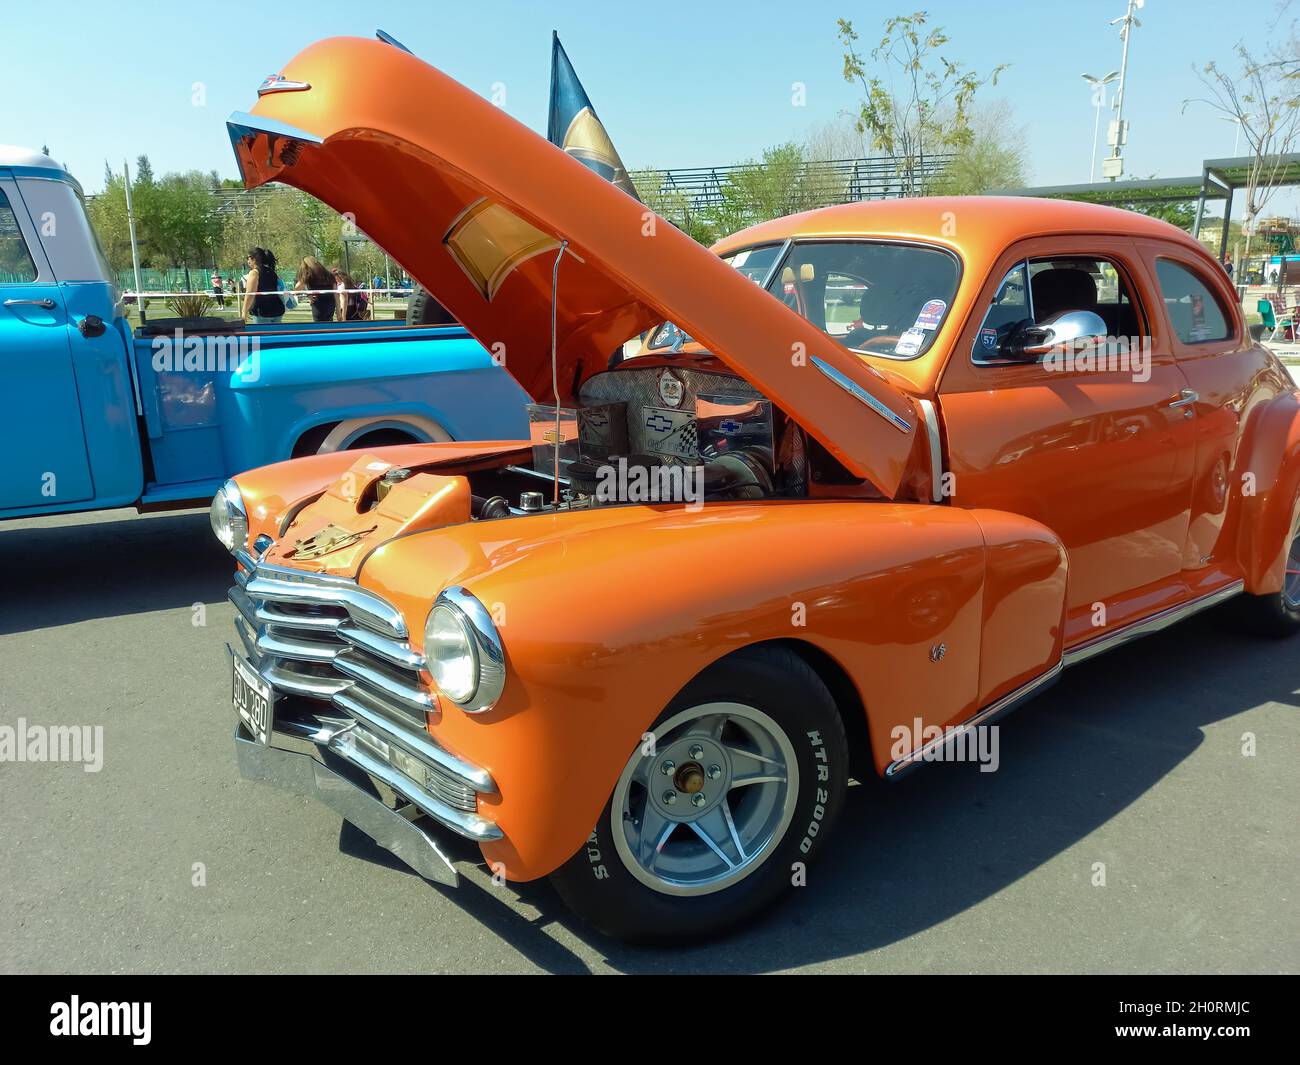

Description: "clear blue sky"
1 0 1293 219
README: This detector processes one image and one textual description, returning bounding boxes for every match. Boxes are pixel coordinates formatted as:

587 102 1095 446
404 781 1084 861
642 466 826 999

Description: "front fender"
359 500 1065 881
1236 390 1300 594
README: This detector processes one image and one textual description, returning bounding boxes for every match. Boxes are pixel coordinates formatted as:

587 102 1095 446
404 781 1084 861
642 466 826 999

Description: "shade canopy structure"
1001 154 1300 259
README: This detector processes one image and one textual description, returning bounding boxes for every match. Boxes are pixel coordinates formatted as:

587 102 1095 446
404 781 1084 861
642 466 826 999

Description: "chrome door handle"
1169 389 1199 416
3 297 56 310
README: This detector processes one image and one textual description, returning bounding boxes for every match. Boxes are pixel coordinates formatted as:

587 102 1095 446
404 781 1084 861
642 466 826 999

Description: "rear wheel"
1235 522 1300 637
549 646 849 943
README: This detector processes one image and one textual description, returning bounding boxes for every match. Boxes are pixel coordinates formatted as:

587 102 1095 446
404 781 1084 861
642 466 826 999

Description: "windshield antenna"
550 240 569 505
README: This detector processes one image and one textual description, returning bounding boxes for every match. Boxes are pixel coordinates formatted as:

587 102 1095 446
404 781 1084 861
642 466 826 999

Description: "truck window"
0 191 38 283
1154 258 1230 344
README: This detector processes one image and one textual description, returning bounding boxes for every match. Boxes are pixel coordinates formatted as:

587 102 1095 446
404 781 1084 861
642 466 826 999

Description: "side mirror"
77 314 106 339
1002 310 1108 360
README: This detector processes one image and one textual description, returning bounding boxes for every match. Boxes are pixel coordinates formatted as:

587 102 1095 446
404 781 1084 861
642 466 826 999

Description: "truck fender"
316 414 452 453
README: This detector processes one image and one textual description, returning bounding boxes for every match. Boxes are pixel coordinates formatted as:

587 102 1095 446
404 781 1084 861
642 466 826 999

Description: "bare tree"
1185 38 1300 268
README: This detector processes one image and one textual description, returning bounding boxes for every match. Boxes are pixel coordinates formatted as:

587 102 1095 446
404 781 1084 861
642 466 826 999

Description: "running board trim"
1061 580 1244 667
884 579 1244 780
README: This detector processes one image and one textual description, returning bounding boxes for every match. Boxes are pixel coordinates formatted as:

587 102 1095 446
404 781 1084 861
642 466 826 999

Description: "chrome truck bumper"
234 721 462 886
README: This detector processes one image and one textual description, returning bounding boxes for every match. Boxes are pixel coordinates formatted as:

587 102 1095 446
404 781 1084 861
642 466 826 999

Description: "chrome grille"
230 552 489 819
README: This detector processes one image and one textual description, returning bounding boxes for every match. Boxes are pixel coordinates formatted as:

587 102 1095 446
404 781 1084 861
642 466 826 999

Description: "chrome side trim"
1062 580 1244 667
234 725 459 885
810 355 913 433
916 398 945 502
885 662 1063 779
884 580 1246 781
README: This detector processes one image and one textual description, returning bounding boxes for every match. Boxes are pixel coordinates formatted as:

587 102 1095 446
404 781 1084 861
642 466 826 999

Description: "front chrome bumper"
234 721 461 886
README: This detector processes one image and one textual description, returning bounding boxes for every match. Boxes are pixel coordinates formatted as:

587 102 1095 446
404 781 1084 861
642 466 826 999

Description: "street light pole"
1082 71 1120 182
1103 0 1144 180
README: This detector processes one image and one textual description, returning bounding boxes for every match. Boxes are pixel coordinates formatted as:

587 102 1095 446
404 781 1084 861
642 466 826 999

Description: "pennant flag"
547 31 641 201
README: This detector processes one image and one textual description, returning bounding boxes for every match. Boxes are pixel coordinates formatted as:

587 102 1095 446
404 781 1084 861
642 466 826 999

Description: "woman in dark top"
294 256 336 322
241 247 285 323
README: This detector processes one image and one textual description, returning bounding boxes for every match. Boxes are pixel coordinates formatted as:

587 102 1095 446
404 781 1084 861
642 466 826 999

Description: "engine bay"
466 363 809 517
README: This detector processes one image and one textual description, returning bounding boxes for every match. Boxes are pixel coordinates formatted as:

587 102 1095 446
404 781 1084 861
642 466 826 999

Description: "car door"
1134 242 1286 575
938 235 1197 642
0 175 94 509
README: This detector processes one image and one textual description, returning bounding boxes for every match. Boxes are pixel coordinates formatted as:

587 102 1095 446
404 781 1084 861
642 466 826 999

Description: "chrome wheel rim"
1285 529 1300 609
610 702 799 897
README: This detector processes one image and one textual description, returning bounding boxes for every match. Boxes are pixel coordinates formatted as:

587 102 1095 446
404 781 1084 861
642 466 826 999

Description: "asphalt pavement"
0 505 1296 974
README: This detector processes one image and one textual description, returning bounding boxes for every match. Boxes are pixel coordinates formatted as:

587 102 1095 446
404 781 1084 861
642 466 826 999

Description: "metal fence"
637 155 956 216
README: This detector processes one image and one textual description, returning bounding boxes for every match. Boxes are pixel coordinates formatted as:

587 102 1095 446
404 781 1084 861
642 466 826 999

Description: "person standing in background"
242 247 286 324
294 256 337 323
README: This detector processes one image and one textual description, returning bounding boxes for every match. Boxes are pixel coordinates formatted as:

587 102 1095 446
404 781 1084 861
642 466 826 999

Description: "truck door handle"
1169 389 1198 417
3 297 56 310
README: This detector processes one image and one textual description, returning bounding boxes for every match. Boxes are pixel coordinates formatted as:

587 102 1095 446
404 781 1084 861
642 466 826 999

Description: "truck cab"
0 145 528 521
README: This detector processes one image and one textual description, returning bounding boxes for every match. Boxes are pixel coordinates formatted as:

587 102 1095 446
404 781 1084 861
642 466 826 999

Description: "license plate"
232 657 274 745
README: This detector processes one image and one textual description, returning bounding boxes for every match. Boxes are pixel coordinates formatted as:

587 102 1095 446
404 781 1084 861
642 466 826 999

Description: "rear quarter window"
1154 258 1230 344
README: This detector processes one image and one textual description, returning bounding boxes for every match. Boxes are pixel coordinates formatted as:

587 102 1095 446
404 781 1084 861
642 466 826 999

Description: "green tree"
143 171 223 289
630 168 719 245
838 11 1006 195
85 171 134 273
713 143 809 236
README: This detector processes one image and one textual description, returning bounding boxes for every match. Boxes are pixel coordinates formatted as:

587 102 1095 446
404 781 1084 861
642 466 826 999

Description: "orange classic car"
213 35 1300 941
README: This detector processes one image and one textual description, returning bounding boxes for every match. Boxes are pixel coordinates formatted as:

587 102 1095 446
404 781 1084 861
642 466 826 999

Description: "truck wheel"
406 286 456 326
1235 524 1300 637
549 646 848 943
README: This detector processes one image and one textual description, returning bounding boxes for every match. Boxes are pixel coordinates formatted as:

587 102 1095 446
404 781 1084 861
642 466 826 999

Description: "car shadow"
393 606 1295 973
0 509 232 634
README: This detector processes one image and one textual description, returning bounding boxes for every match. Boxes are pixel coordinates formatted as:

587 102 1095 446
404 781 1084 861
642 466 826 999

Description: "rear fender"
1235 391 1300 594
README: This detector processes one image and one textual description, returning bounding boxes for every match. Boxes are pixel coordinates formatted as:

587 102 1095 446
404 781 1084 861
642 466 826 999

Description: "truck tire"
549 645 849 943
406 286 456 326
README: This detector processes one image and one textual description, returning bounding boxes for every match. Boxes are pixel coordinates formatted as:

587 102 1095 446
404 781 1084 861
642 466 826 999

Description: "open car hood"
227 36 917 494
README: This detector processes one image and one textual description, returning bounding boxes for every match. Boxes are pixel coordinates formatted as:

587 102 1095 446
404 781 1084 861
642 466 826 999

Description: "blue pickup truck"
0 146 528 519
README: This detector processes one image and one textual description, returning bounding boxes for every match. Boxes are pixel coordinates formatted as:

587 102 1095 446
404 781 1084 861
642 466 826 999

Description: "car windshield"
647 240 959 359
765 241 960 358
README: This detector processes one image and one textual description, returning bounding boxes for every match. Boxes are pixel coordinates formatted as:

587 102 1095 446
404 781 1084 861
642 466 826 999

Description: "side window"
1154 258 1230 344
973 255 1143 364
0 190 38 283
972 261 1030 362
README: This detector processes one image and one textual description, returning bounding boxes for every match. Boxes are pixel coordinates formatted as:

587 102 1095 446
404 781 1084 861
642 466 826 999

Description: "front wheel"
549 646 849 943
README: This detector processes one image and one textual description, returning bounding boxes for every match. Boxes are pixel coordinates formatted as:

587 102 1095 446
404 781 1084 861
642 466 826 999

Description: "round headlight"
209 479 248 554
425 603 478 704
423 589 506 713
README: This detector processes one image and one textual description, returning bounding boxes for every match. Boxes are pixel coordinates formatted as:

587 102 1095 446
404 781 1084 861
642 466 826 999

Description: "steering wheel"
842 328 901 354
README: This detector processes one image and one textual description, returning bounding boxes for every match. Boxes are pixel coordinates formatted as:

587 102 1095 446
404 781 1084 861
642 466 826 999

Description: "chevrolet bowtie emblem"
288 523 377 559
